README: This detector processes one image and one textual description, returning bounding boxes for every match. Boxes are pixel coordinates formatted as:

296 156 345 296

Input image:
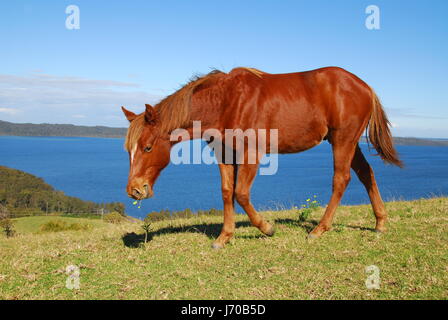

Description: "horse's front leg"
212 163 238 249
235 163 275 237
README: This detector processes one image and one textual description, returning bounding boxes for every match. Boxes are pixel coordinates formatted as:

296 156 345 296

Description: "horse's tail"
367 88 404 168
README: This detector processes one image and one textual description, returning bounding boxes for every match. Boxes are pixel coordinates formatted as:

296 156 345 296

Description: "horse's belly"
277 137 323 154
273 119 328 154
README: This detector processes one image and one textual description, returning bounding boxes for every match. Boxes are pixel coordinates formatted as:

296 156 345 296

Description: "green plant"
141 218 152 243
133 200 142 209
103 212 125 224
0 218 16 238
297 195 320 222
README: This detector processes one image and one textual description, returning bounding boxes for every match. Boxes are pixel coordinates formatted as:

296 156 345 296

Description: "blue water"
0 136 447 218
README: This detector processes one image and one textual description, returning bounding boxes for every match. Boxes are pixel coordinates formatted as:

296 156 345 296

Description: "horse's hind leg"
351 145 387 232
309 139 357 238
235 163 275 237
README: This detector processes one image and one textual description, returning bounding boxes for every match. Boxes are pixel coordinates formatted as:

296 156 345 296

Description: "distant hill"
0 119 447 146
0 166 125 217
0 120 126 138
359 136 448 147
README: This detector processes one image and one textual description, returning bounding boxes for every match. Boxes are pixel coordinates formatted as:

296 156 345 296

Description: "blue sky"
0 0 447 137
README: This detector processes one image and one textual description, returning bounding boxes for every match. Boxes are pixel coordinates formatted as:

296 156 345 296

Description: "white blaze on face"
130 144 137 165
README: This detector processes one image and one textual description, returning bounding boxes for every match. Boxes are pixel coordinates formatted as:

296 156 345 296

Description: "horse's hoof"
264 224 275 237
374 228 385 233
307 233 319 240
211 242 224 250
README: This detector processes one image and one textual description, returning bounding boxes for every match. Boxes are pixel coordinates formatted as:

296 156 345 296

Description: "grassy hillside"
0 165 125 216
0 198 447 300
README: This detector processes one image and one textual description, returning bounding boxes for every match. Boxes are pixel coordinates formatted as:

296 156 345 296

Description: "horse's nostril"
132 188 142 197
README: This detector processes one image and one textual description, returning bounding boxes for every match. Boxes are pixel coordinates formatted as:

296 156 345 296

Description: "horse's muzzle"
128 184 153 200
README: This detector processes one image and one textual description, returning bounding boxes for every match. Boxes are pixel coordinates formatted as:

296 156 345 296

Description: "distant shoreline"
359 136 448 147
0 119 126 138
0 135 124 140
1 119 448 146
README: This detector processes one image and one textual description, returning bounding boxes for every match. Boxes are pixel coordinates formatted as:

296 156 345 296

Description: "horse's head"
122 104 171 200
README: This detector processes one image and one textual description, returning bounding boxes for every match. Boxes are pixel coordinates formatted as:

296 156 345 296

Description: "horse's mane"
155 68 266 134
155 69 224 133
124 67 266 151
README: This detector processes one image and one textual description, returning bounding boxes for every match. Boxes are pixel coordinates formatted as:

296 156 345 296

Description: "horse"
121 67 402 249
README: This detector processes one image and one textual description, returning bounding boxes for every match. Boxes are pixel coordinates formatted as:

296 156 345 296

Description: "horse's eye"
144 146 152 153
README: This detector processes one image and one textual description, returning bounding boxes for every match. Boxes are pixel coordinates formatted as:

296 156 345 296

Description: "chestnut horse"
122 67 402 249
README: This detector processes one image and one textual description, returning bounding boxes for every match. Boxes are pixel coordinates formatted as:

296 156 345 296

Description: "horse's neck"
183 112 220 140
188 86 225 133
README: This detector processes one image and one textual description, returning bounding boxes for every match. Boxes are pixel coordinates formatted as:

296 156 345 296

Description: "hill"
1 120 448 146
0 120 126 138
360 136 448 147
0 197 446 299
0 166 124 217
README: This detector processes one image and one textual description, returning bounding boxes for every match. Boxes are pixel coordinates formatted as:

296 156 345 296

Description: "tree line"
0 120 126 138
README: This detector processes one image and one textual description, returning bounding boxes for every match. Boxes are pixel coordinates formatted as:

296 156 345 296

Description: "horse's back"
225 67 373 153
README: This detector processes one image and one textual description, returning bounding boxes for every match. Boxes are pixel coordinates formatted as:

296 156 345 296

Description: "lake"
0 136 447 218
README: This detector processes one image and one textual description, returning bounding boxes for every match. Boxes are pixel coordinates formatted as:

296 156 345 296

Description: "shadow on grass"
122 221 252 248
274 218 376 233
274 218 318 233
122 218 377 248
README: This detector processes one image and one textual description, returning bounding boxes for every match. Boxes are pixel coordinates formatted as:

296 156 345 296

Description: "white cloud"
72 114 86 119
0 107 20 115
0 73 163 126
0 73 140 89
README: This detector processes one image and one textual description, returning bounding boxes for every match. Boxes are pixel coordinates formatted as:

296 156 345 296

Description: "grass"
38 219 91 233
0 197 447 300
11 216 103 234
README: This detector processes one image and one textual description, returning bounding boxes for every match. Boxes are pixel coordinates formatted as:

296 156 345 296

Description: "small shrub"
141 217 152 243
298 196 320 222
145 210 171 222
103 212 125 224
196 210 207 217
39 220 90 233
0 219 16 238
0 204 9 220
208 208 223 216
173 208 193 219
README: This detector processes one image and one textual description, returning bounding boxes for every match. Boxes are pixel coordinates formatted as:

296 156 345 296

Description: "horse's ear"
145 104 157 124
121 107 137 122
